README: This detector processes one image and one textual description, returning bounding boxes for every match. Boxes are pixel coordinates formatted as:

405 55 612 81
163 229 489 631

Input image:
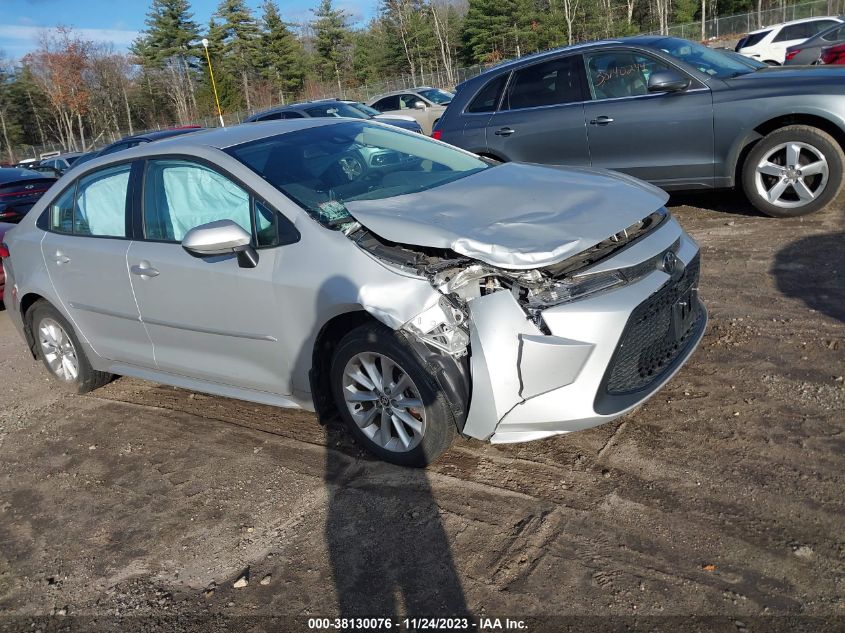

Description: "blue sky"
0 0 376 59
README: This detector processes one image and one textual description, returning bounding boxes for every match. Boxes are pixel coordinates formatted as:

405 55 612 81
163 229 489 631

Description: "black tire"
741 125 845 218
329 322 457 467
28 300 111 394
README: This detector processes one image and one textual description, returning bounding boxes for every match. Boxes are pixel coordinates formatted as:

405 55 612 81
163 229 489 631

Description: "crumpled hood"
344 162 669 270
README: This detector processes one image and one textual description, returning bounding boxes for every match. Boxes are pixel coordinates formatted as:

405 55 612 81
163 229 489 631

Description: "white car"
736 15 844 64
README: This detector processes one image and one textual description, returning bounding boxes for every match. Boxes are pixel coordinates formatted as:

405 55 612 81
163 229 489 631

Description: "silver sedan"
2 120 706 466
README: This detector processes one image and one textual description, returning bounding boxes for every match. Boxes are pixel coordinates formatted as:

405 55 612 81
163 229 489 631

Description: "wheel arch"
732 112 845 185
19 292 48 358
309 310 380 424
308 309 471 433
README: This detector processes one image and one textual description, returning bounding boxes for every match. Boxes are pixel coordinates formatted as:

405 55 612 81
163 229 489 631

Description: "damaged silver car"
2 120 706 466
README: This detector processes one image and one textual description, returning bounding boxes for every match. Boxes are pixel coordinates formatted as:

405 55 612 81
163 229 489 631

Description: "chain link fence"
12 0 844 159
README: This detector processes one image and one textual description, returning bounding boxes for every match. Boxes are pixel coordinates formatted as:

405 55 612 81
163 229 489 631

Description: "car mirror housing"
647 71 691 93
181 219 258 268
413 100 427 110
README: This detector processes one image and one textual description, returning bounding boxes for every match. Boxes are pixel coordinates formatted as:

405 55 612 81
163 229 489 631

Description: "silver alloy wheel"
38 318 79 382
755 141 829 209
342 352 426 452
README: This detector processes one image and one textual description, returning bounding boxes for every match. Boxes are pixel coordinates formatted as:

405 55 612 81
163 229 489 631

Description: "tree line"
0 0 824 160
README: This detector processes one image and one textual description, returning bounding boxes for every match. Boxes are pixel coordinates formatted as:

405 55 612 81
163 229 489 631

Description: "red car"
0 222 11 304
820 42 845 64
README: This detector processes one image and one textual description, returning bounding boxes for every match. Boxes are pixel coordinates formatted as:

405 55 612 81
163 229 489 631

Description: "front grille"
605 255 701 395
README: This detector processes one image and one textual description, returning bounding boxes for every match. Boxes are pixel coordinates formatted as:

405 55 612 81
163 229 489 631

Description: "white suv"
737 15 843 64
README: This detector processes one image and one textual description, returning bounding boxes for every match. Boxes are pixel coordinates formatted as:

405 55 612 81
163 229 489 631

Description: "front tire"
330 323 457 467
742 125 844 217
29 301 111 394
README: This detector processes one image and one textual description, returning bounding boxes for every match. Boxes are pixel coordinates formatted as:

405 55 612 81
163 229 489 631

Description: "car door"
485 54 591 166
581 49 715 188
41 162 155 366
127 157 295 394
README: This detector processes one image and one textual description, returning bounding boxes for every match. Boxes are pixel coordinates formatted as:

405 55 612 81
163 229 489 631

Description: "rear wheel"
742 125 844 217
330 323 457 467
29 301 111 394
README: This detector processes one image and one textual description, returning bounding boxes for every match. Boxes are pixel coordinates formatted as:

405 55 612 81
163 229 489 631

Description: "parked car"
367 87 454 134
0 168 57 223
784 20 845 64
434 36 845 218
339 100 422 126
0 222 12 304
736 15 844 64
820 41 845 63
36 152 86 176
73 127 204 167
3 120 705 466
245 100 423 133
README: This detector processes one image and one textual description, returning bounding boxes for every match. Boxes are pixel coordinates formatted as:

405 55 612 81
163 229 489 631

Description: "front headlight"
525 270 627 308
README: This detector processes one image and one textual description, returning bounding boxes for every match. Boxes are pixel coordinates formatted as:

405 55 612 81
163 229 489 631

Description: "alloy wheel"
341 352 426 452
755 141 829 209
38 318 79 382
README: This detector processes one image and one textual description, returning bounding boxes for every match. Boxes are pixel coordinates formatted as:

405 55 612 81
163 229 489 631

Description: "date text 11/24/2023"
307 617 528 630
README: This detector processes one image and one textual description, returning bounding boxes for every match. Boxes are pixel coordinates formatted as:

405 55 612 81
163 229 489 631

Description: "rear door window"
740 30 771 48
504 55 584 110
74 164 131 237
48 164 131 237
372 96 400 112
466 75 508 113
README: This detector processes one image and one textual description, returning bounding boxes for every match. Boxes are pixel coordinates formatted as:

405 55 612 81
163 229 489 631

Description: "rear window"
466 75 507 113
822 24 845 41
503 56 583 110
739 30 771 48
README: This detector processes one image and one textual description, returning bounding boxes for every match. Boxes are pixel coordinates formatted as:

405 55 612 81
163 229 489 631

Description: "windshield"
418 88 453 104
346 102 381 117
654 37 757 78
227 121 489 227
304 103 369 119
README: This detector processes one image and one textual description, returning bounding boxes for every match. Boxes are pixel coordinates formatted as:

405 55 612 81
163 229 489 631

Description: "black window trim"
37 158 135 241
462 73 511 116
134 153 300 250
497 52 589 113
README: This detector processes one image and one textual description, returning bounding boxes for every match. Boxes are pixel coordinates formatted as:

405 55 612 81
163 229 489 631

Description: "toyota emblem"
661 251 677 274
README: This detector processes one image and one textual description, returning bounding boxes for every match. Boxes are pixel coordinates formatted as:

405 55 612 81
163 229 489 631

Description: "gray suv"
434 36 845 217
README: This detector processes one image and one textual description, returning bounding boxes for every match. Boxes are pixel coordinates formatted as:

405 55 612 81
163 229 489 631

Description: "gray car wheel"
742 125 844 217
28 300 112 394
330 323 457 467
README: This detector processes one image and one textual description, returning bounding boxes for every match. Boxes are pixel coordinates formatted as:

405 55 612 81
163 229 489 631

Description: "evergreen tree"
132 0 201 123
312 0 351 95
215 0 261 110
461 0 535 63
258 0 306 100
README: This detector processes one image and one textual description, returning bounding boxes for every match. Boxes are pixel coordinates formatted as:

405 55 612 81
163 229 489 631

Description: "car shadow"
296 275 472 620
771 230 845 324
666 190 761 217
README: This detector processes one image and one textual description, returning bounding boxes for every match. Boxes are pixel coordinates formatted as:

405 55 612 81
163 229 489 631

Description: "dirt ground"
0 192 842 632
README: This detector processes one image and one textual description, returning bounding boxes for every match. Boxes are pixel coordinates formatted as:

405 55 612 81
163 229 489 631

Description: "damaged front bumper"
462 221 706 444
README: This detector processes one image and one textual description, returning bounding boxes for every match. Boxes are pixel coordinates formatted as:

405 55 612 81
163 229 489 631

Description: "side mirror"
413 100 427 110
181 219 258 268
647 71 690 93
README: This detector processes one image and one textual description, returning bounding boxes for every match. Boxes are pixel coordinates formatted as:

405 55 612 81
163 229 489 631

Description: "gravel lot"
0 193 842 632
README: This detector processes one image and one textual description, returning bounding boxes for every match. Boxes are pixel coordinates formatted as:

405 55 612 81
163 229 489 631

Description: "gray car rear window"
466 75 507 113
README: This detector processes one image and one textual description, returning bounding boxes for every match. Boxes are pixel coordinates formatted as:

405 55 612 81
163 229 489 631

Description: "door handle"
54 252 70 265
590 116 615 125
494 127 515 136
131 263 160 278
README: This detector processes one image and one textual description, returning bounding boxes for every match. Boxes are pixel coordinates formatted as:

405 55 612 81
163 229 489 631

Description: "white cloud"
0 24 140 47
